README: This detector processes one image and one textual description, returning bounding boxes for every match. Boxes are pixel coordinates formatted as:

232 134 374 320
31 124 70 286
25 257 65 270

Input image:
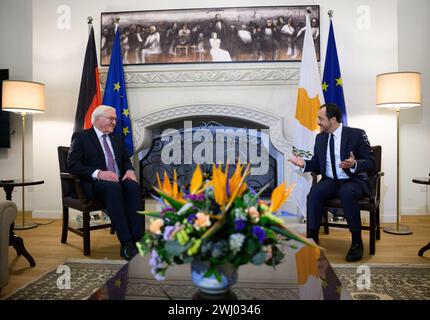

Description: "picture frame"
101 5 320 66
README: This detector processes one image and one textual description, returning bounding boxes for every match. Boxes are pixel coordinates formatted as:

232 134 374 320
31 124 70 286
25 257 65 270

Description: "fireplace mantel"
100 64 300 88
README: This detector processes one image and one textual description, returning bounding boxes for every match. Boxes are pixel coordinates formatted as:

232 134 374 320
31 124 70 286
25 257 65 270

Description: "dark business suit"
67 128 144 243
305 126 375 234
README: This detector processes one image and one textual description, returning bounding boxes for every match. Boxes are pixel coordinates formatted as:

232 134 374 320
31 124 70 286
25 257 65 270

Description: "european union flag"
322 20 348 125
102 27 134 156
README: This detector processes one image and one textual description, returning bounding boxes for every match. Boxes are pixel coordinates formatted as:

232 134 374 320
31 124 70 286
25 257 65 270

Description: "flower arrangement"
137 163 319 282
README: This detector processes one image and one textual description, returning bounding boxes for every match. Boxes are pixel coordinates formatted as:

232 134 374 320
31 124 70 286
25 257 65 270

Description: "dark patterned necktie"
329 134 338 181
102 135 116 173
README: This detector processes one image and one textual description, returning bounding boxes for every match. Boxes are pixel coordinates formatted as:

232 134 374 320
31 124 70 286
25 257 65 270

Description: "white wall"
0 0 34 212
398 0 430 215
2 0 415 222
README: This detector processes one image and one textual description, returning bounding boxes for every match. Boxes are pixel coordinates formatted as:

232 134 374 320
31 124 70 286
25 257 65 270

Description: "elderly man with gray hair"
67 105 144 260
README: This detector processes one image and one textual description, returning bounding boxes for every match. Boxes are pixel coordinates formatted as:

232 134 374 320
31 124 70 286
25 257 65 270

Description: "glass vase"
191 260 238 295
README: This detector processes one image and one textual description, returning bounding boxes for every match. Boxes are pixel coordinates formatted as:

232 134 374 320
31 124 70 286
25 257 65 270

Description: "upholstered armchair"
0 200 17 290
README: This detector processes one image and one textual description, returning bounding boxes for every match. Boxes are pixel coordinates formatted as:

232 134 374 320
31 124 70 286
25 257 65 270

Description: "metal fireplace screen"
138 119 282 198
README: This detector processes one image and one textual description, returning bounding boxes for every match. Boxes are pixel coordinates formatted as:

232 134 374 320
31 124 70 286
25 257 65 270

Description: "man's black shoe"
346 242 363 262
120 241 138 261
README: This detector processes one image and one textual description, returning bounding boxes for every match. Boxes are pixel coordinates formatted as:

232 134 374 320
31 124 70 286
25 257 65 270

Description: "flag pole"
115 16 120 32
87 16 93 34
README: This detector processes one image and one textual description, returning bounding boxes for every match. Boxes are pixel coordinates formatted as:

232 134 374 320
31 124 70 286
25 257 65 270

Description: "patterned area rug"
4 260 430 300
332 264 430 300
3 259 126 300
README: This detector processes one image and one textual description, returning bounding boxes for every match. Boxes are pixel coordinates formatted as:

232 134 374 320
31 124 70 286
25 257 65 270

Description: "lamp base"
383 225 413 235
14 222 38 230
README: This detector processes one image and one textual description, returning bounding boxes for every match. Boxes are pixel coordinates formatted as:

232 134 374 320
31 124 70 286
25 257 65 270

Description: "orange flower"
248 206 260 223
229 162 247 198
212 164 227 207
194 212 212 230
149 219 164 235
190 164 203 194
162 171 172 196
269 182 295 213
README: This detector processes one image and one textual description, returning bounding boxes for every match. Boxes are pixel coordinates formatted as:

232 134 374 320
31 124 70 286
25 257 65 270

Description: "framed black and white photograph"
100 5 320 66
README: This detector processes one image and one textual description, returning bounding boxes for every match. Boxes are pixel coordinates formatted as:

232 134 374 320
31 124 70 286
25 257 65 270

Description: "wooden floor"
1 214 429 299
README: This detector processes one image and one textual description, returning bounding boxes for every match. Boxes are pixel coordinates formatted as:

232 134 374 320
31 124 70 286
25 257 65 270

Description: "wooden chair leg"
61 206 69 243
83 212 91 256
369 210 376 255
323 209 329 234
376 207 381 240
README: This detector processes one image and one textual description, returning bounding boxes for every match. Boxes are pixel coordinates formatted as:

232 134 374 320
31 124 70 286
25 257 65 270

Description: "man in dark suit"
290 103 375 262
67 105 144 260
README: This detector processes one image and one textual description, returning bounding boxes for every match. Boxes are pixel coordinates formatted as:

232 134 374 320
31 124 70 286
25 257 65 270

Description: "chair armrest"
370 171 384 204
311 172 320 185
60 172 88 204
60 172 74 179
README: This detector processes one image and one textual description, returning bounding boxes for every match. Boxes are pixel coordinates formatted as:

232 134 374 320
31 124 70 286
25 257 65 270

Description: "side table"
0 179 44 267
412 176 430 256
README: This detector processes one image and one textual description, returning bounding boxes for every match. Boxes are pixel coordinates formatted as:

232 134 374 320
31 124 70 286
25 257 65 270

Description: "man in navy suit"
67 105 144 260
290 103 375 262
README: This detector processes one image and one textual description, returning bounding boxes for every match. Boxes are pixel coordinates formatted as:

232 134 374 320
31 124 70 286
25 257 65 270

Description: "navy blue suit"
67 128 144 243
305 126 375 233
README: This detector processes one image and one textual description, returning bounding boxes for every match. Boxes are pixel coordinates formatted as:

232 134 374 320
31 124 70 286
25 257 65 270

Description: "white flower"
233 207 247 221
229 233 246 254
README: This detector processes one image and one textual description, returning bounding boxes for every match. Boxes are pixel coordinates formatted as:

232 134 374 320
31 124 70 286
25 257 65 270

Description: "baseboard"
401 209 429 215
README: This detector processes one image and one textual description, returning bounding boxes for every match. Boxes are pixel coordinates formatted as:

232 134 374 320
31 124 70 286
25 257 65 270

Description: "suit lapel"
340 126 352 176
340 126 350 160
89 128 105 160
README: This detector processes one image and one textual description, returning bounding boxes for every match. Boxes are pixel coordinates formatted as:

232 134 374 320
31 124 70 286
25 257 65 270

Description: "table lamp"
2 80 45 229
376 71 421 235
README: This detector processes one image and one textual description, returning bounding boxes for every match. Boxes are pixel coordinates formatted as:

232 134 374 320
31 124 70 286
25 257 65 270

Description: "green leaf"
242 193 257 207
270 225 319 248
164 240 186 257
182 256 194 264
251 250 266 265
177 202 194 216
213 269 222 283
204 266 215 278
245 239 257 256
155 188 185 210
137 211 162 218
263 227 277 241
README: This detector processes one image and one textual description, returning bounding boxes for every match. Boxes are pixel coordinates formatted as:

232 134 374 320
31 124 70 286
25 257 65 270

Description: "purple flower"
163 225 175 240
248 186 258 196
149 250 161 268
234 219 246 232
185 193 205 201
187 214 197 224
161 207 175 214
252 226 266 244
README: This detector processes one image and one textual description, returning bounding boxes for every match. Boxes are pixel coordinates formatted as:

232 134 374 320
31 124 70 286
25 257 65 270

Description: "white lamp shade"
376 72 421 109
2 80 45 114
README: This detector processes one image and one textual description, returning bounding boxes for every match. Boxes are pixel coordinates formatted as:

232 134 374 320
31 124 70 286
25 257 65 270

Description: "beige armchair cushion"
0 201 17 289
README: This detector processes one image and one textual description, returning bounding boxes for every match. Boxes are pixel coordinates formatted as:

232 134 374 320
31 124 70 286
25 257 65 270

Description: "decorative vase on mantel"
191 260 238 296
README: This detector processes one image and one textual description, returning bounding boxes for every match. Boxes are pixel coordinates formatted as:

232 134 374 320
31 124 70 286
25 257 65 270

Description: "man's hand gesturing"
289 154 305 168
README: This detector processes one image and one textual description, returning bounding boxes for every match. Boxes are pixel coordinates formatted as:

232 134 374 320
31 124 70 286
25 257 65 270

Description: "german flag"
73 25 101 132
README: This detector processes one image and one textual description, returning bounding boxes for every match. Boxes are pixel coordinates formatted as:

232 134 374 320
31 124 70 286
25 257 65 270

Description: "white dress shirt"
92 127 120 179
301 124 356 178
325 124 356 180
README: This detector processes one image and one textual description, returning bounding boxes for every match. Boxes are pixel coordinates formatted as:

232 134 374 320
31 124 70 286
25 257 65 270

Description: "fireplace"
134 104 291 199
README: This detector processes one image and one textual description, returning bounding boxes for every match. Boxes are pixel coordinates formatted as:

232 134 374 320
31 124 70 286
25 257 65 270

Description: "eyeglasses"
99 115 117 122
